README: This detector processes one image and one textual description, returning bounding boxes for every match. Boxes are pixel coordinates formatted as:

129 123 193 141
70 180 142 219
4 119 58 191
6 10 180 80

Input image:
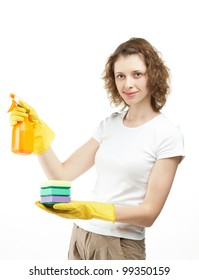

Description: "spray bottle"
8 93 34 155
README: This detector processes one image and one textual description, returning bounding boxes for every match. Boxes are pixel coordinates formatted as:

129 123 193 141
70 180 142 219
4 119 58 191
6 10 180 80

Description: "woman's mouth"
123 91 138 97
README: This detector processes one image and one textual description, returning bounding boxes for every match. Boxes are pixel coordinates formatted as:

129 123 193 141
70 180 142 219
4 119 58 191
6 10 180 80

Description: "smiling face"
114 54 151 109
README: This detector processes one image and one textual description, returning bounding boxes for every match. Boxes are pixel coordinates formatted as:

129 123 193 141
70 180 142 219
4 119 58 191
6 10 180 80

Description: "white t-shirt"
76 112 185 240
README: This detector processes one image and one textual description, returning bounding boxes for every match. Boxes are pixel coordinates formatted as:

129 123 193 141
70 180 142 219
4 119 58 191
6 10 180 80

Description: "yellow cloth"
10 100 55 154
35 200 116 222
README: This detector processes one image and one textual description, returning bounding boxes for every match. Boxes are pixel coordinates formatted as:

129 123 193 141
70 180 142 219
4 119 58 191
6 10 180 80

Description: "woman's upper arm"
142 156 181 224
115 156 181 227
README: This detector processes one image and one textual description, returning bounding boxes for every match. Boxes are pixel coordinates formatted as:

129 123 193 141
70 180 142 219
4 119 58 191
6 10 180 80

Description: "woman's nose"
124 76 135 89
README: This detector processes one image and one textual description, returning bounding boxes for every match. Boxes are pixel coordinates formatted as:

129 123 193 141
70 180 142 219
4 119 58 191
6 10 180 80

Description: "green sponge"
40 187 70 196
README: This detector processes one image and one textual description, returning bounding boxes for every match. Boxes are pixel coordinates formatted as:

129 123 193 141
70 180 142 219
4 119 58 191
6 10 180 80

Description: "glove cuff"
88 202 116 222
33 121 55 154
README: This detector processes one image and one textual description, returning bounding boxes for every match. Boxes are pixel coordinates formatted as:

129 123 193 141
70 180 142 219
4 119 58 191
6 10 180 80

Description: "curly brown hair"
102 37 170 111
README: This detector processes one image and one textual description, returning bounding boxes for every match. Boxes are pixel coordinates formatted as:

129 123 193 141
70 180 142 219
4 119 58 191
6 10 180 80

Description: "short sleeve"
91 113 119 144
156 126 185 161
92 119 106 144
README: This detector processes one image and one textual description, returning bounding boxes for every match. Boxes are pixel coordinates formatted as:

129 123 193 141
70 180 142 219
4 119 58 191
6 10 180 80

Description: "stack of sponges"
40 180 71 205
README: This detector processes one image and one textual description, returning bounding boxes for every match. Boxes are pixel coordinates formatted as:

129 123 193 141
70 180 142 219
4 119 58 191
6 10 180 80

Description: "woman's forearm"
37 138 99 181
115 203 159 228
37 147 68 180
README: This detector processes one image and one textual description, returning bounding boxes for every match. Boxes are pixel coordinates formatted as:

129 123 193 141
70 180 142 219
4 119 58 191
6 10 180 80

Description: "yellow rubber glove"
10 100 55 154
35 201 116 222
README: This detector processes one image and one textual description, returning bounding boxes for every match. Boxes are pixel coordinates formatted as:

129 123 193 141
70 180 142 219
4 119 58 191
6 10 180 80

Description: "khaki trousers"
68 224 146 260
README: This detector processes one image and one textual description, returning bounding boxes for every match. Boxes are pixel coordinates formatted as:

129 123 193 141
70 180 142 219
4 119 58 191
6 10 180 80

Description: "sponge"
40 195 71 204
40 186 70 196
40 180 71 205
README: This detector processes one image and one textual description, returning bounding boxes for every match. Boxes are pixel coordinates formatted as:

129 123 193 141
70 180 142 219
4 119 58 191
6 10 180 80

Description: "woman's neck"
124 107 160 128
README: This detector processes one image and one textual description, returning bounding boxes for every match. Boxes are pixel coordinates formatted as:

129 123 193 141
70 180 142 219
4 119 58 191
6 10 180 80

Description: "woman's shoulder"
155 113 184 139
157 113 181 128
106 111 125 121
96 111 124 131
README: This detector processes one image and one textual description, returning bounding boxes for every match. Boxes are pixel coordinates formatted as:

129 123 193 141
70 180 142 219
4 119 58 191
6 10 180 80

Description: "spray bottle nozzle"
10 93 15 99
8 93 17 112
8 93 21 112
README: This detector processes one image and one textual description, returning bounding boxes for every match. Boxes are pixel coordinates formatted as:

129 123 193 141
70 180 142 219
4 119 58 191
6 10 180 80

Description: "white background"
0 0 198 261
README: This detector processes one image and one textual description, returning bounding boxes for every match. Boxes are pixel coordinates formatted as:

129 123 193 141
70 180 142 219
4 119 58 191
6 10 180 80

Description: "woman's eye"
133 72 142 78
116 74 124 79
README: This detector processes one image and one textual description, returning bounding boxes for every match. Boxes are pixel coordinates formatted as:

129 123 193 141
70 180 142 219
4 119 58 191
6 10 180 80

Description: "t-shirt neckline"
121 111 163 129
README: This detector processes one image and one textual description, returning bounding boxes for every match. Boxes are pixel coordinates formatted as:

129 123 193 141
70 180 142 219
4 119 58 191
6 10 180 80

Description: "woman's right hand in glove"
10 100 55 154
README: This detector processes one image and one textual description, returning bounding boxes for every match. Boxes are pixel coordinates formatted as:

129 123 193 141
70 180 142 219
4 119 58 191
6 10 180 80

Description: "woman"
10 37 185 260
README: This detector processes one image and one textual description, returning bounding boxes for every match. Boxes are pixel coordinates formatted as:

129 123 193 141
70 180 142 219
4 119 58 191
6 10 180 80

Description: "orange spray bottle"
8 93 34 155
